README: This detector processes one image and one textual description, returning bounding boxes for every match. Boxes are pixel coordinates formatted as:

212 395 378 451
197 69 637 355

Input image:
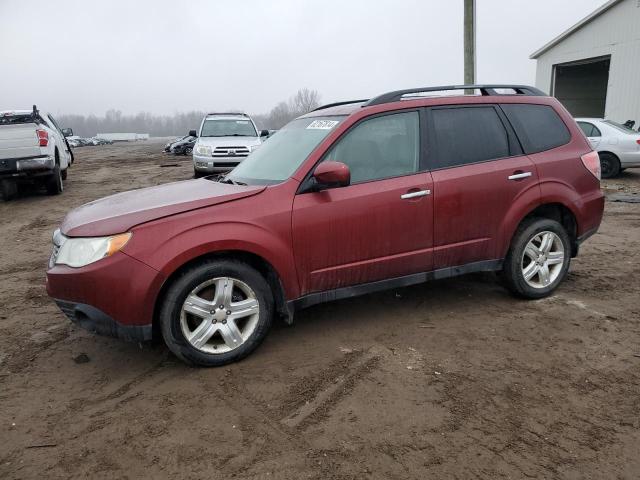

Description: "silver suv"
192 112 268 177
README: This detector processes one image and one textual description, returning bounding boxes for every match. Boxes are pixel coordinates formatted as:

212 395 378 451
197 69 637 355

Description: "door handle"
401 189 431 199
508 172 532 181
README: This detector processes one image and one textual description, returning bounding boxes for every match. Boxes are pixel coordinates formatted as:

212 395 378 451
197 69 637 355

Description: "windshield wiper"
219 176 247 186
202 134 255 137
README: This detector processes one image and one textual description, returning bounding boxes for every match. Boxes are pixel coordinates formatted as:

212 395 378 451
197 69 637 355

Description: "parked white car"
576 118 640 178
0 106 73 200
192 112 269 178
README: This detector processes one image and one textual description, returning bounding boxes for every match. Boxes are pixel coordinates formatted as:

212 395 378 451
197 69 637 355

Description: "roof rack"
206 112 248 117
364 84 546 107
312 99 369 112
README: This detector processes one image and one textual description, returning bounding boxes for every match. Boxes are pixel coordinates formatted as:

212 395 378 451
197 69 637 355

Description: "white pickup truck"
0 106 73 201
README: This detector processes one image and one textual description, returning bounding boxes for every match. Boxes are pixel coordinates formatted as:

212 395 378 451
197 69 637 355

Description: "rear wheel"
185 147 193 155
502 218 571 299
159 259 274 366
45 164 64 195
61 168 68 180
0 179 18 201
599 152 621 179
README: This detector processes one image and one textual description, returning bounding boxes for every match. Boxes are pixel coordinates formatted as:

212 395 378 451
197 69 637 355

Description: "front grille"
213 146 249 158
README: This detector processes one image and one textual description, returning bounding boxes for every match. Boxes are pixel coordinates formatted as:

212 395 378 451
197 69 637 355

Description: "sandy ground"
1 139 639 479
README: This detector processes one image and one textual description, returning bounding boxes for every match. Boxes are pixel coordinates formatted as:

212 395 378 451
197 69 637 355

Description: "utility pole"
464 0 476 87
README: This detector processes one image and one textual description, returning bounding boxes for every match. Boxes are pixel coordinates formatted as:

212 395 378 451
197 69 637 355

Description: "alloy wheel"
180 277 260 354
521 231 565 289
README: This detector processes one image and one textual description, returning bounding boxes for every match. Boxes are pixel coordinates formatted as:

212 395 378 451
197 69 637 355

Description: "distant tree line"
57 88 321 138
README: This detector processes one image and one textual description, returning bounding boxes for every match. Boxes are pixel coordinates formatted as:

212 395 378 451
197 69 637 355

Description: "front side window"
200 118 257 137
323 111 420 183
577 122 601 137
430 106 510 169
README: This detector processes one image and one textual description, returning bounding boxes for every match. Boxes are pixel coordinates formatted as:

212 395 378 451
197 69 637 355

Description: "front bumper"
46 251 166 340
55 300 152 341
193 154 245 173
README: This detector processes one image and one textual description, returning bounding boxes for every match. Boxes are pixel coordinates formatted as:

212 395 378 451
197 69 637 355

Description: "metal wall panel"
534 0 640 123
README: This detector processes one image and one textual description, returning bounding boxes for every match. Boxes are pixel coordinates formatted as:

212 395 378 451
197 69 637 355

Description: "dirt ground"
1 139 639 479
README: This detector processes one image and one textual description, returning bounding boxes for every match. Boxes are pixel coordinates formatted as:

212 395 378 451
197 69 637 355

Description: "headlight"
54 232 132 268
249 144 261 152
195 145 212 156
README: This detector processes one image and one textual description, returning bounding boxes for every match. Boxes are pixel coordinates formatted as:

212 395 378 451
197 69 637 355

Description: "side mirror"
62 128 73 137
260 129 269 137
189 129 197 137
312 161 350 189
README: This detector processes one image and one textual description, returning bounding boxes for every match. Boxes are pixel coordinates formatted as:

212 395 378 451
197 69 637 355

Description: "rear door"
426 105 539 269
577 121 602 150
292 110 434 294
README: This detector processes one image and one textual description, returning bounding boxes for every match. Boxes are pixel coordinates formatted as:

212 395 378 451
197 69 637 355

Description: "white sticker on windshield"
307 120 339 130
236 120 249 124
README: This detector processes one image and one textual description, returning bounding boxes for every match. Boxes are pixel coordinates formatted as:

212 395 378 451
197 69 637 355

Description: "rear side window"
577 121 601 137
430 106 510 169
502 104 571 154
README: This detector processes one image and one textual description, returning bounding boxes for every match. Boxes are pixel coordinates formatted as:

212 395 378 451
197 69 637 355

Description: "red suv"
46 85 604 366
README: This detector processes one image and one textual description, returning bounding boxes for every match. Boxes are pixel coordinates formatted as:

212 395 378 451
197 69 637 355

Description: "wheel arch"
151 249 290 341
503 202 579 259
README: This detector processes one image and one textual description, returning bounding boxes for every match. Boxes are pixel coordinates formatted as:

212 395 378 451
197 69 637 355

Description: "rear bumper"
55 299 152 341
0 154 55 179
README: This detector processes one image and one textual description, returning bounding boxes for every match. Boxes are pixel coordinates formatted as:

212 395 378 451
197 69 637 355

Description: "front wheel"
185 147 193 155
599 152 621 179
502 218 571 299
159 259 274 366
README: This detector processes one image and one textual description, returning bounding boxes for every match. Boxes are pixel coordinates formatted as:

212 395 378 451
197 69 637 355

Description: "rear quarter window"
501 104 571 154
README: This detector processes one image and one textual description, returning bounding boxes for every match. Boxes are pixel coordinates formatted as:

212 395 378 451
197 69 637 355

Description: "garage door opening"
552 56 610 118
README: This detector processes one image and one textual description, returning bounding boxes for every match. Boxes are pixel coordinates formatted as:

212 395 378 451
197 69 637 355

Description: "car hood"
60 179 266 237
196 136 262 148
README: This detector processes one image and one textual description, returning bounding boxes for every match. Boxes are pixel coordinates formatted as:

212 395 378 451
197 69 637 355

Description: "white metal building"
531 0 640 124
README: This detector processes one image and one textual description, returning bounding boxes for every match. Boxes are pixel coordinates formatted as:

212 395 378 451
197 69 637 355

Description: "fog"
0 0 606 117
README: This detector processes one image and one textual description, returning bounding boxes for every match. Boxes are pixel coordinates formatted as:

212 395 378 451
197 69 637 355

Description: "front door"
292 111 434 295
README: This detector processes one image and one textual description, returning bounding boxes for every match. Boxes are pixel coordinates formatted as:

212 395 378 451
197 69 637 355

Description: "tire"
61 168 68 180
502 217 571 299
45 164 64 195
185 147 193 155
599 152 621 179
0 179 18 201
193 168 205 179
159 259 274 366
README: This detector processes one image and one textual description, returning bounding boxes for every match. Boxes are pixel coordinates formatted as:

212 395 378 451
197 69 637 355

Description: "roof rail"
312 99 369 112
364 84 546 107
207 112 248 117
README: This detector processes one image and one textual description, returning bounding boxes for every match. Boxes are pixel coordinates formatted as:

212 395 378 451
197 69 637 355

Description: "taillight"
636 139 640 145
581 151 601 180
36 129 49 147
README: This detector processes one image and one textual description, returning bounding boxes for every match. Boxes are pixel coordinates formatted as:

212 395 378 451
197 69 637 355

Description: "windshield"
226 116 344 185
603 120 637 134
200 118 257 137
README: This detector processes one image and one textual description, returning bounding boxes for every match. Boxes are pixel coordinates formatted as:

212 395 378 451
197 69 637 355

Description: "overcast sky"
0 0 606 116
